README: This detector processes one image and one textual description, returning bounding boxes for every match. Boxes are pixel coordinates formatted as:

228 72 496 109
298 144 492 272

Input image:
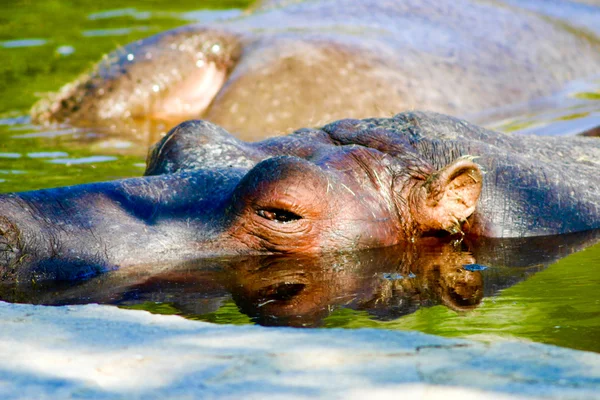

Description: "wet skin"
31 0 600 139
2 231 598 327
1 111 599 283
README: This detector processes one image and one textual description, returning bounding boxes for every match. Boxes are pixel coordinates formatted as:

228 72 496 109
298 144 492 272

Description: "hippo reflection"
31 0 600 139
2 232 598 327
1 112 599 283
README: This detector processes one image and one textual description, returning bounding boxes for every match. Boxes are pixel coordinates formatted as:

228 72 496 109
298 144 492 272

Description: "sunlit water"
0 0 599 353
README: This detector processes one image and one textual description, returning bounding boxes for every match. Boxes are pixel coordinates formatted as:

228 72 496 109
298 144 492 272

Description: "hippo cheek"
309 146 404 250
225 153 403 254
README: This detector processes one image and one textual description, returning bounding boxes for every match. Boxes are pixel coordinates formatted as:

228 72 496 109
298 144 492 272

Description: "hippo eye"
257 208 302 223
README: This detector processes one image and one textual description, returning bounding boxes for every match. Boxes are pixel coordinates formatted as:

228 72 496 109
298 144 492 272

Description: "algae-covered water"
0 0 599 353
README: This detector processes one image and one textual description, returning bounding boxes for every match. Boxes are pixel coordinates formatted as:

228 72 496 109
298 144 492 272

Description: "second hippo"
31 0 600 139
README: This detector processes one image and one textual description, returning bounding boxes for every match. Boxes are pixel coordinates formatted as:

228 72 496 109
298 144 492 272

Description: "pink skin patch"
151 61 226 119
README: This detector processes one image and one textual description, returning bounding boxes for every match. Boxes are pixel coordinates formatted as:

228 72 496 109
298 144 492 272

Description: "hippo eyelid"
257 208 303 223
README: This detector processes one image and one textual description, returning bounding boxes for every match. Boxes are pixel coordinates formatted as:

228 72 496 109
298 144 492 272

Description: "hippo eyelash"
257 208 302 223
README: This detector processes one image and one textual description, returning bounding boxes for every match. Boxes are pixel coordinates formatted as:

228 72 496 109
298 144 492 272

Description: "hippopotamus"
31 0 600 139
1 111 599 283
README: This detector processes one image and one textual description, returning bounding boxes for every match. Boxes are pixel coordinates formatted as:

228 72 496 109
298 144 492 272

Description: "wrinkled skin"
1 111 599 283
31 0 600 139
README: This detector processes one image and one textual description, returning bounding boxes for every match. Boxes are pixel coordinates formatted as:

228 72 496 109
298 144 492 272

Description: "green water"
0 0 249 191
1 0 599 353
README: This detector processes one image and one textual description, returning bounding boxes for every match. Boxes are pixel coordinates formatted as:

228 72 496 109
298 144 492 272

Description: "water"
0 0 248 191
0 0 599 353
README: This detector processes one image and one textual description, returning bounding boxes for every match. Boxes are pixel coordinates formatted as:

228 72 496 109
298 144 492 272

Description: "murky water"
1 0 599 353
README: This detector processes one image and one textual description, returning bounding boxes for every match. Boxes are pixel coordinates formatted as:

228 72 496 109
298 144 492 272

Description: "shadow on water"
2 230 599 351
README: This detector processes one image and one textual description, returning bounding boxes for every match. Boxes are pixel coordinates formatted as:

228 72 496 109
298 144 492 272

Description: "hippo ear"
412 159 482 235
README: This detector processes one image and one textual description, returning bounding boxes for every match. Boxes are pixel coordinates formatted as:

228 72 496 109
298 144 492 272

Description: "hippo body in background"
1 112 599 282
32 0 600 139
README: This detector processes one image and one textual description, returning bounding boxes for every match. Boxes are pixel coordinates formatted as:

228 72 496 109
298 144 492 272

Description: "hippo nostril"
257 208 302 223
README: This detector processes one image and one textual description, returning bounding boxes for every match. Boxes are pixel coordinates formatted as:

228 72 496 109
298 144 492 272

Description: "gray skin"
31 0 600 140
1 111 599 283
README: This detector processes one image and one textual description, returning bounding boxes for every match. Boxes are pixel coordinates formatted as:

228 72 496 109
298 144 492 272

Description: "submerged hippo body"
32 0 600 139
1 112 599 282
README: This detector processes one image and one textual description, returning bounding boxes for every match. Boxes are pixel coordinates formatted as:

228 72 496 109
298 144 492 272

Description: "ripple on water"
0 39 48 48
0 153 22 159
26 152 70 158
11 128 97 139
82 26 153 37
47 156 118 165
480 78 600 136
87 7 151 20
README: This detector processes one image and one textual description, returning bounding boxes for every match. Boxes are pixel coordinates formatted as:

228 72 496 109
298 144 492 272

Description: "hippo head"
0 114 483 282
223 151 481 254
144 117 483 252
